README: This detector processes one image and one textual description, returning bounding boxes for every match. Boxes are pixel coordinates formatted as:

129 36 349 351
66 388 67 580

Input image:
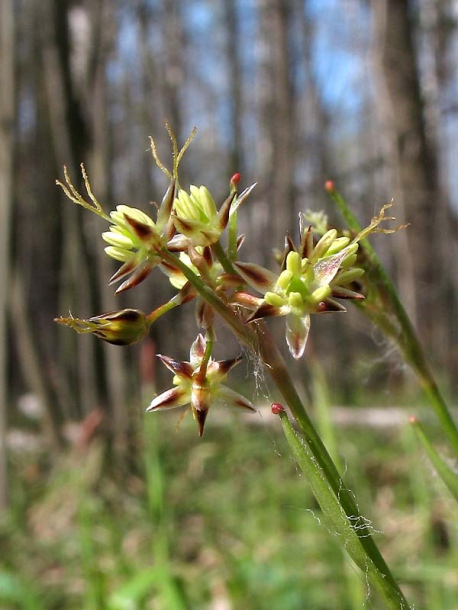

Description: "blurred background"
1 1 458 608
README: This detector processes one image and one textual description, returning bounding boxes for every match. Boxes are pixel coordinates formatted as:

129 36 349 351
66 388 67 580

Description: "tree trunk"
9 271 65 450
224 0 244 175
255 0 294 263
40 0 99 419
0 0 15 509
86 0 129 453
371 0 443 360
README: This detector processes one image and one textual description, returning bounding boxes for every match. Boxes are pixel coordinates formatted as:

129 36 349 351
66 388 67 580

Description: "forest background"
0 0 458 610
1 0 458 562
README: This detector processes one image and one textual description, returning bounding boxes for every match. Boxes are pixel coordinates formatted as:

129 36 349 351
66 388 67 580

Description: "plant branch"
159 247 410 608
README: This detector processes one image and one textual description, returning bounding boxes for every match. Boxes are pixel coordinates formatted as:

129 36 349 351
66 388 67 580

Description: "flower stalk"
160 249 410 608
327 183 458 457
55 127 414 608
277 405 410 609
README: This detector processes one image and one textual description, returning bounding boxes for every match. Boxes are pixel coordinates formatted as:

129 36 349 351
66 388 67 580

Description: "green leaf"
411 417 458 501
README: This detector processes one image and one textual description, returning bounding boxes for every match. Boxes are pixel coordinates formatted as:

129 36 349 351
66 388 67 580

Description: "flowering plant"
55 125 437 609
56 127 394 423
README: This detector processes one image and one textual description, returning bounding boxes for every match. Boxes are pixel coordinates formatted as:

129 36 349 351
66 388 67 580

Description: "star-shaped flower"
146 334 256 435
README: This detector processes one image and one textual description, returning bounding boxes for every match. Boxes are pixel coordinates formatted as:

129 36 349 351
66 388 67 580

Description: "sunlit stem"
149 124 197 184
211 240 238 275
197 327 214 381
278 408 409 609
159 246 410 608
56 164 110 222
410 417 458 501
146 300 180 325
228 209 238 261
173 124 197 171
328 186 458 456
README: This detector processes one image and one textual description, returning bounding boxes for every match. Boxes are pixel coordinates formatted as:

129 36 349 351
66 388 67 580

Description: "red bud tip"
409 416 417 424
231 173 241 185
324 180 335 193
271 403 285 415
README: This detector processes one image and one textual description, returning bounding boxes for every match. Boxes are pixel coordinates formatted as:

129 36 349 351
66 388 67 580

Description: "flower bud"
326 236 350 255
286 251 302 275
311 229 338 261
55 309 150 345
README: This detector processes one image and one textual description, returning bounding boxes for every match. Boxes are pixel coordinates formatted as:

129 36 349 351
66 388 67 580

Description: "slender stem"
279 408 408 609
256 327 409 607
211 240 238 275
228 210 238 261
329 187 458 455
198 328 214 379
146 300 179 325
160 247 410 608
410 417 458 501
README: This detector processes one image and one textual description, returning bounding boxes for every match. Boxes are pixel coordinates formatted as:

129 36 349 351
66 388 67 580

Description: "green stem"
278 407 404 607
410 417 458 501
146 300 179 325
160 248 410 608
211 240 238 275
198 328 214 379
228 210 238 261
257 327 408 608
330 187 458 456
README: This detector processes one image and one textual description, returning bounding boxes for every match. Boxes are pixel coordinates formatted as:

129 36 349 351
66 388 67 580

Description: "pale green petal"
104 246 132 262
326 236 350 255
102 231 134 249
116 205 155 227
198 185 217 218
175 190 195 218
312 229 337 260
265 291 286 307
286 251 301 275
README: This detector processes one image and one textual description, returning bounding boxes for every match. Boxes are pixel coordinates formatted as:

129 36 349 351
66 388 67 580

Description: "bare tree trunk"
40 0 99 419
85 0 129 453
162 0 183 137
224 0 244 174
371 0 443 359
419 0 458 377
255 0 294 263
295 0 331 201
0 0 15 509
9 271 65 449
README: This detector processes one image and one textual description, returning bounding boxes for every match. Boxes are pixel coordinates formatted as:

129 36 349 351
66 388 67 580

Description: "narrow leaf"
411 417 458 502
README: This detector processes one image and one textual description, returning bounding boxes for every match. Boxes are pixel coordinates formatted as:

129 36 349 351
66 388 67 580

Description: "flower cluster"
234 227 364 358
55 126 397 434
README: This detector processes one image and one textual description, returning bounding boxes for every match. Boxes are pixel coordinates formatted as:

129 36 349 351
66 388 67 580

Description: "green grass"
1 409 457 609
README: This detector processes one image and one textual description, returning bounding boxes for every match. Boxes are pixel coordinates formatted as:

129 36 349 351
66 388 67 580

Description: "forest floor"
1 404 458 609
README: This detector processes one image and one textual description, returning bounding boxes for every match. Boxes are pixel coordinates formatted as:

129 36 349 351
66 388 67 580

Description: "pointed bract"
286 313 311 359
233 261 277 292
147 387 189 411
